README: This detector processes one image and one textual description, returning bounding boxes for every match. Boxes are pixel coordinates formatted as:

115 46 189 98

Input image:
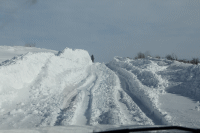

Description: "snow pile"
0 52 54 90
0 47 92 129
161 61 200 101
107 57 171 124
107 56 200 127
57 48 92 66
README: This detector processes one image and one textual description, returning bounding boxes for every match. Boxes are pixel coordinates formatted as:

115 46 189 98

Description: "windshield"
0 0 200 133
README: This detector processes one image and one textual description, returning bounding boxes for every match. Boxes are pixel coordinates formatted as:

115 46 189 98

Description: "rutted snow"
107 56 200 128
87 63 153 126
0 46 200 132
0 47 153 131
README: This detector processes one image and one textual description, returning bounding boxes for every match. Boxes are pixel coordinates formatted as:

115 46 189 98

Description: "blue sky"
0 0 200 63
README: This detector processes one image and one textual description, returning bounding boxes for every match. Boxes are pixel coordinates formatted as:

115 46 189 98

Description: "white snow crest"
56 48 92 66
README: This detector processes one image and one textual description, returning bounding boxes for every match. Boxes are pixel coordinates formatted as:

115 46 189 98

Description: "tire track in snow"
110 66 154 126
54 66 96 126
54 94 79 126
71 74 97 125
107 63 169 125
118 74 161 125
115 86 154 125
69 65 98 125
88 63 153 125
83 75 97 125
89 64 126 125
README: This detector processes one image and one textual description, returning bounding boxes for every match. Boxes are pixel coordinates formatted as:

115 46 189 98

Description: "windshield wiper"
95 126 200 133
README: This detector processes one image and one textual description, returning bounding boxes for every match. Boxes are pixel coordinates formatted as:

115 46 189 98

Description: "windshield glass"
0 0 200 132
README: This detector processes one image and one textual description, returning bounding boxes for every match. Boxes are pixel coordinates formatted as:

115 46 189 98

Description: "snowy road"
0 47 200 131
0 48 153 129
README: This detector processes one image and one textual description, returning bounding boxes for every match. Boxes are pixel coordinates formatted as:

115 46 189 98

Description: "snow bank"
107 56 200 126
0 52 54 90
0 47 91 90
163 61 200 101
57 48 92 66
107 57 173 125
0 47 92 129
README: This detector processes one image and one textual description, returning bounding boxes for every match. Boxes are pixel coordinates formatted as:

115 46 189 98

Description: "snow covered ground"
107 56 200 128
0 46 200 132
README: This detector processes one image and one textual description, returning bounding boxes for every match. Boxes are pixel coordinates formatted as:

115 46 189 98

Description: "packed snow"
0 46 200 132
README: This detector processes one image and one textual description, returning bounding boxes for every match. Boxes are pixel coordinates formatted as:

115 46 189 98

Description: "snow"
107 56 200 128
0 46 200 132
159 93 200 127
0 47 92 129
0 46 57 63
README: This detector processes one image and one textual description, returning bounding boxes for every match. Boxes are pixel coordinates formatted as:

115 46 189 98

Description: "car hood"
1 125 197 133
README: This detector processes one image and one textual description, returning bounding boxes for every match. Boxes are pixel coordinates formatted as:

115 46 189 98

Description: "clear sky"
0 0 200 63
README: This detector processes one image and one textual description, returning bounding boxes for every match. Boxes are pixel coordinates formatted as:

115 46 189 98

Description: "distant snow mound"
57 47 92 65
